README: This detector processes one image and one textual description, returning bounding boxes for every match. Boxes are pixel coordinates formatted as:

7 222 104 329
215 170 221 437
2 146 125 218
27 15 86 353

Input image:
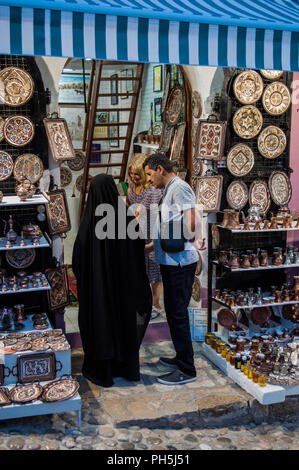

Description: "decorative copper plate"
233 105 263 139
42 378 79 402
211 224 220 247
50 342 70 352
60 166 72 188
66 150 85 171
0 388 11 406
161 72 170 114
262 82 291 115
233 70 264 105
226 144 254 177
11 341 32 352
169 122 186 162
30 340 49 352
9 383 43 404
45 265 70 311
0 151 14 181
196 176 223 211
195 120 227 160
217 308 237 329
4 115 35 147
226 180 249 210
192 124 198 148
192 90 202 118
249 180 271 214
45 189 71 235
13 153 44 183
260 70 284 80
191 277 201 302
251 307 271 326
43 118 75 162
192 156 202 176
17 352 56 384
257 125 287 159
5 248 36 269
195 253 202 276
164 86 184 126
282 304 298 322
190 176 198 199
0 117 4 143
75 174 93 194
268 171 292 207
0 67 34 107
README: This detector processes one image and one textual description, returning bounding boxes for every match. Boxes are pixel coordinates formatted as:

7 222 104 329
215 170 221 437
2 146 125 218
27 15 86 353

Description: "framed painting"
109 111 119 148
154 97 162 122
110 74 118 105
45 189 71 235
94 111 108 139
59 105 86 149
169 122 186 162
45 264 70 311
58 74 90 104
153 65 163 92
43 118 76 162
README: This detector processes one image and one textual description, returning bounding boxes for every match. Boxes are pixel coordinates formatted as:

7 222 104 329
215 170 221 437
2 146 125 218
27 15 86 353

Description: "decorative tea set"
220 206 298 231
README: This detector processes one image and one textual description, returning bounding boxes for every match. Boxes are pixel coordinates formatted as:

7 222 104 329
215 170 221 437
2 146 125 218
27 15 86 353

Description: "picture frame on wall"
94 111 108 139
109 111 119 148
154 97 162 122
43 118 76 162
58 74 90 104
153 65 163 92
120 69 128 99
59 105 86 149
169 122 186 161
110 74 118 105
126 69 134 94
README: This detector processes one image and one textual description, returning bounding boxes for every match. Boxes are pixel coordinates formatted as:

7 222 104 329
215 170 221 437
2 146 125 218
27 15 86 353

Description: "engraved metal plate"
0 151 14 181
159 123 173 152
43 118 75 162
13 153 44 183
217 308 237 329
0 116 4 142
226 143 254 177
195 120 227 160
226 180 249 210
195 253 202 276
164 86 184 126
4 115 35 147
192 90 202 118
196 175 223 211
9 383 43 404
192 156 202 176
268 171 292 207
5 248 36 269
17 352 56 383
260 70 284 80
249 180 271 214
45 265 70 311
262 82 291 116
169 122 186 162
0 67 35 107
233 105 263 139
75 174 93 194
42 378 79 402
233 70 264 105
0 388 11 406
191 277 201 302
257 125 287 159
251 307 271 326
45 189 71 235
66 149 85 171
60 166 72 188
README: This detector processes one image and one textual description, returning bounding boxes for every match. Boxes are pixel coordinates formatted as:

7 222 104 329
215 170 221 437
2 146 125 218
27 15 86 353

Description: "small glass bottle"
248 366 254 379
241 354 247 371
235 353 242 370
252 368 260 383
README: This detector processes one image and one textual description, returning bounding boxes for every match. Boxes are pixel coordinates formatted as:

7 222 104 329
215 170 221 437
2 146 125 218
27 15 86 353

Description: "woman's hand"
145 241 154 254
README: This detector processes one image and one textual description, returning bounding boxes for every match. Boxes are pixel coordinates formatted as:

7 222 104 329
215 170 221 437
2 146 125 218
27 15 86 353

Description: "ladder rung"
91 150 129 155
98 92 138 97
94 122 132 127
90 163 125 168
100 77 139 81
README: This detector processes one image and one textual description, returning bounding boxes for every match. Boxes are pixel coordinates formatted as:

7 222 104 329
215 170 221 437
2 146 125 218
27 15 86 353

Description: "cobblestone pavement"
0 341 298 450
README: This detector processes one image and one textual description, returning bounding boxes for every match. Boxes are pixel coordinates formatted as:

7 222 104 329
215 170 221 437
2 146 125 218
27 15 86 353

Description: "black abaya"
72 174 152 387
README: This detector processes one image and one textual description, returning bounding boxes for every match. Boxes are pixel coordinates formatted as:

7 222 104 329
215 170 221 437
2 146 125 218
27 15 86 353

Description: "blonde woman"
127 153 163 320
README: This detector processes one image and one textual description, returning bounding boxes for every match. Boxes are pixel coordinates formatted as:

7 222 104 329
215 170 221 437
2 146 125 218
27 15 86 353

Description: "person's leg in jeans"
160 262 197 377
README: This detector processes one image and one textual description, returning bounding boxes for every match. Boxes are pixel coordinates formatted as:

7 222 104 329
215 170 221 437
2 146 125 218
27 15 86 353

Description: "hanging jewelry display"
43 118 76 162
191 90 202 118
226 143 254 177
196 175 223 211
66 150 85 171
268 171 292 207
0 151 14 181
13 154 44 184
41 377 79 403
0 67 35 107
226 180 249 210
45 264 70 311
233 105 263 139
164 86 184 126
60 166 72 188
249 180 271 214
260 70 284 80
233 70 264 105
45 189 71 235
262 82 291 116
257 125 287 159
191 277 201 302
6 248 36 269
4 115 35 147
195 118 227 160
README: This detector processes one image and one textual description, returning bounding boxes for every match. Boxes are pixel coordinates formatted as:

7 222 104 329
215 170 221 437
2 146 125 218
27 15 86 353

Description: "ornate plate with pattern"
192 156 202 176
217 308 237 329
196 175 223 211
6 248 36 269
233 70 264 105
211 224 220 247
13 154 44 183
257 125 287 159
260 70 284 80
42 378 79 402
195 120 227 160
251 307 271 326
66 150 85 171
0 117 4 143
60 166 72 188
226 180 249 210
4 115 35 147
43 118 75 162
195 253 202 276
249 180 271 214
75 174 93 193
226 144 254 177
0 151 14 181
233 105 263 139
9 383 43 404
262 82 291 115
45 189 71 235
0 67 35 107
192 91 202 118
268 171 292 207
165 86 184 126
191 277 201 302
190 176 198 199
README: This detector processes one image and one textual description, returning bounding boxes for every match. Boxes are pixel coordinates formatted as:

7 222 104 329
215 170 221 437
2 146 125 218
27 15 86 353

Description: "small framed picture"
154 97 162 122
94 111 108 139
153 65 163 92
110 74 118 105
120 69 128 98
109 111 119 148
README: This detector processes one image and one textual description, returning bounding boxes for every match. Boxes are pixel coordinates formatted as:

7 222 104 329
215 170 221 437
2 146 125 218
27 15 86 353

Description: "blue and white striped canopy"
1 0 299 70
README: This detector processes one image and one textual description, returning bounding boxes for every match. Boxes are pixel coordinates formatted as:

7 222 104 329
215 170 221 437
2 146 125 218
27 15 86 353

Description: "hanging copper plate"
75 174 93 193
0 117 4 143
192 91 202 118
233 105 263 139
66 149 85 171
42 377 79 402
164 86 184 126
6 248 36 269
249 180 271 215
262 82 291 116
9 383 43 404
233 70 264 105
60 166 72 188
0 151 14 181
282 304 299 322
192 156 202 176
196 175 223 211
195 253 202 276
217 308 237 329
43 118 75 162
257 125 287 159
195 120 227 160
251 307 271 326
13 153 44 184
226 180 249 210
161 72 170 113
226 144 254 177
4 115 35 147
260 70 284 80
211 224 220 247
0 67 35 107
0 388 11 406
191 277 201 302
268 171 292 207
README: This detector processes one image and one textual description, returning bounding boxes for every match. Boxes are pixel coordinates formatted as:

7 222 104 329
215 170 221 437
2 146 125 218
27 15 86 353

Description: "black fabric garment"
160 262 197 377
72 174 152 387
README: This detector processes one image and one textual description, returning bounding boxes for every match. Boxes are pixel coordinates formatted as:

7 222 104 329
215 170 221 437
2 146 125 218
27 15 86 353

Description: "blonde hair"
127 153 150 189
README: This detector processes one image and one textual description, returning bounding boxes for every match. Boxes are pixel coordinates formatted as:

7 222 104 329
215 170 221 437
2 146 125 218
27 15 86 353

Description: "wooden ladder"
79 60 144 221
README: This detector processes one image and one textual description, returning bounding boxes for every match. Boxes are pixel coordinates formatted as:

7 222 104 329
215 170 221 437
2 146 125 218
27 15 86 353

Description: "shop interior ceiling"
0 0 299 71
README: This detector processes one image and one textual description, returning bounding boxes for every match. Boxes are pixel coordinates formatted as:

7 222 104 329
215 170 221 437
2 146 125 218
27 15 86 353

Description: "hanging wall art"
195 119 227 160
43 118 75 162
45 189 71 235
196 175 223 211
0 67 35 107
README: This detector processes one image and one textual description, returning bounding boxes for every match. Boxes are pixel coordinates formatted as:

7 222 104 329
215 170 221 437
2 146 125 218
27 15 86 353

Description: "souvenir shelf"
0 274 51 295
0 235 51 251
0 194 49 207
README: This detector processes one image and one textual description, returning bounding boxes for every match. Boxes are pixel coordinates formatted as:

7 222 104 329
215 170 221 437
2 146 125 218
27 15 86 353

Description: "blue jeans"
160 262 197 377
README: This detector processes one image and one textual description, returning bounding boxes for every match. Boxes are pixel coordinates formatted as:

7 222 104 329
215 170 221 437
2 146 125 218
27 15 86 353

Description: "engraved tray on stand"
249 180 271 215
268 170 292 207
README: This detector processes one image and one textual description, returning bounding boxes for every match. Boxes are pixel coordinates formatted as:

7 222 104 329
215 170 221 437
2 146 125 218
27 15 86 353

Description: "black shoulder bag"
159 204 186 254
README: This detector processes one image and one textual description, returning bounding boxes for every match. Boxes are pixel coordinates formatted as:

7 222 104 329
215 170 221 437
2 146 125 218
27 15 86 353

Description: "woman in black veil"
72 174 152 387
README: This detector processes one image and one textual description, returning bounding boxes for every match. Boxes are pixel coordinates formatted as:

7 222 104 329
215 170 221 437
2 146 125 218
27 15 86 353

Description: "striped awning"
1 0 299 70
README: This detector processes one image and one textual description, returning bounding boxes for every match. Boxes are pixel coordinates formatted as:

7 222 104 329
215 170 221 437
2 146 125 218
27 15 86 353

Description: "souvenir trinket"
50 342 70 352
159 123 173 152
60 166 72 188
0 151 14 181
251 307 271 326
16 352 58 383
15 177 37 201
21 222 43 240
196 176 223 211
164 86 184 126
260 70 284 80
233 70 264 105
66 149 85 171
9 383 43 403
249 180 271 215
43 118 75 162
268 171 292 207
262 82 291 115
0 67 34 106
13 154 44 184
6 215 17 244
4 115 34 147
5 248 36 269
226 180 248 210
191 90 202 118
45 189 71 235
195 118 227 160
42 377 79 402
75 174 93 194
192 156 202 176
169 122 186 162
217 308 237 329
45 265 69 311
257 125 286 159
232 105 263 139
226 144 254 177
0 388 11 406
